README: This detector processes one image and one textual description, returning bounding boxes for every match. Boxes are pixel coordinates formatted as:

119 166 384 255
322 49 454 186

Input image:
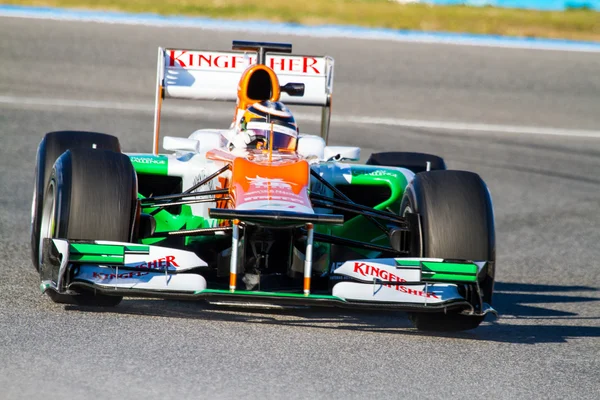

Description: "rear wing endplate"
153 45 335 154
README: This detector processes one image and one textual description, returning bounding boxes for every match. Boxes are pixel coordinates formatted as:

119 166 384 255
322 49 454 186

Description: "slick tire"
31 131 121 271
366 152 446 174
40 148 138 307
400 170 495 332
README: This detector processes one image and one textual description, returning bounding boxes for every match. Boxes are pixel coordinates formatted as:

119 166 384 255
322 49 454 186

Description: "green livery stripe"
197 289 342 300
70 254 124 263
395 260 421 266
395 260 479 282
421 262 478 282
421 262 478 275
124 245 150 253
69 244 124 256
138 193 208 246
332 165 406 247
422 273 478 282
67 243 150 263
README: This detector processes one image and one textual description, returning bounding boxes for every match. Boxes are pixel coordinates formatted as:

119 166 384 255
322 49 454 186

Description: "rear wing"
152 44 335 154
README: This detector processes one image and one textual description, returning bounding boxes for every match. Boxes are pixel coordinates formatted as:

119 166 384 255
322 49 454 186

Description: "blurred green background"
3 0 599 40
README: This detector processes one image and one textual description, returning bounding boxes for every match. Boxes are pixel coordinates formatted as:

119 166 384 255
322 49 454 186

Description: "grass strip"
4 0 600 41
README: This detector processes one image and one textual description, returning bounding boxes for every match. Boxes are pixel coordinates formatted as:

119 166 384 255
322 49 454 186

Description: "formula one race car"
31 41 496 331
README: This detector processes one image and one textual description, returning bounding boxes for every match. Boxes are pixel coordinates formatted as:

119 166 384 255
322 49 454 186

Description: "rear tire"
40 148 137 307
31 131 121 270
401 170 495 331
366 152 446 173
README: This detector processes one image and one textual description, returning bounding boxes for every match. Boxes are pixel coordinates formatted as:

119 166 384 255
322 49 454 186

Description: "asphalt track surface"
1 17 599 400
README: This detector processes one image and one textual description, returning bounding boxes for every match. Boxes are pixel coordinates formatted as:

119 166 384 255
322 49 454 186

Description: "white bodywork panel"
161 49 334 106
332 281 462 304
76 265 207 292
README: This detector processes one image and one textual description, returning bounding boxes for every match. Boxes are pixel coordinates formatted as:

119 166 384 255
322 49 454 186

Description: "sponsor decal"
167 50 323 75
327 262 348 280
365 169 398 177
92 271 149 280
351 168 397 178
247 176 297 189
353 262 406 282
373 282 438 299
131 256 179 270
264 202 297 209
239 176 306 206
340 262 438 299
130 156 167 165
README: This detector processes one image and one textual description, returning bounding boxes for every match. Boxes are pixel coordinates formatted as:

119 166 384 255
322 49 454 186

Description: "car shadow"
467 281 599 343
65 281 599 344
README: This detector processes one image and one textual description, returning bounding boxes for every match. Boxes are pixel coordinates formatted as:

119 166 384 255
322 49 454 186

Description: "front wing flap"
330 257 493 315
40 239 493 315
40 238 209 296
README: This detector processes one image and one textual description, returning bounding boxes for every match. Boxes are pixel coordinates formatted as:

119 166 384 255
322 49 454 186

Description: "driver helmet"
237 100 298 151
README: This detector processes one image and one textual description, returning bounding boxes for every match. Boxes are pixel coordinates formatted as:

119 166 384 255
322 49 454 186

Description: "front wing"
40 239 495 316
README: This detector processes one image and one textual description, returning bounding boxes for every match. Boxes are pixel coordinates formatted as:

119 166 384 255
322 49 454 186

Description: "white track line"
338 115 600 138
2 95 600 139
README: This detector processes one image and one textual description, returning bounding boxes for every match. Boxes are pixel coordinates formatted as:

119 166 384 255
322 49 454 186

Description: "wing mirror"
280 82 305 97
297 134 325 160
324 146 361 162
162 136 201 153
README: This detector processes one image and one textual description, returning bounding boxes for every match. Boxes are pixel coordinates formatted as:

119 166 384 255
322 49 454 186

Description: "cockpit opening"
246 69 273 101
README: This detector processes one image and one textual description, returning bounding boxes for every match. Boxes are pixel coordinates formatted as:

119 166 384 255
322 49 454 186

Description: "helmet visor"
246 122 298 151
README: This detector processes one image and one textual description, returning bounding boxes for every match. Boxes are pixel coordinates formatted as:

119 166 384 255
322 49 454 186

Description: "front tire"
401 170 495 331
31 131 121 270
40 148 137 307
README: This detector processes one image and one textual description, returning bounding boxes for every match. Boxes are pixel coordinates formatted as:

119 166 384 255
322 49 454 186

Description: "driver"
229 100 298 151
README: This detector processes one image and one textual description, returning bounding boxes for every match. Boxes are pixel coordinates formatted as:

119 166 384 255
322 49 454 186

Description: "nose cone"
230 157 313 214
